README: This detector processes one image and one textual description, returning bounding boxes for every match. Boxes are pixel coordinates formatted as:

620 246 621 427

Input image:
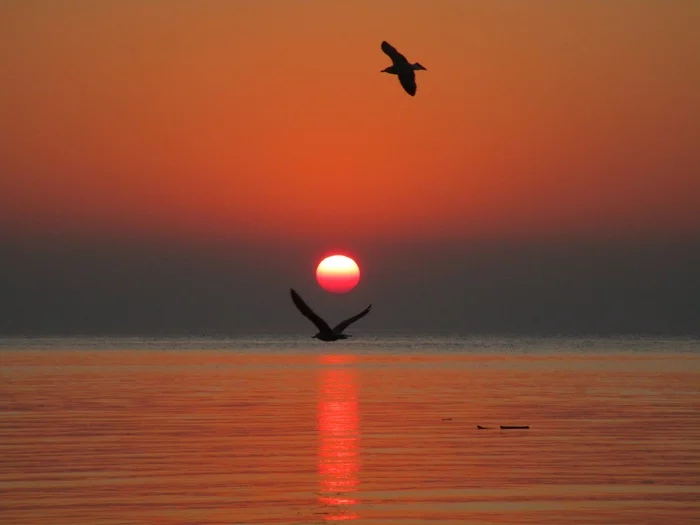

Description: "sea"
1 334 699 524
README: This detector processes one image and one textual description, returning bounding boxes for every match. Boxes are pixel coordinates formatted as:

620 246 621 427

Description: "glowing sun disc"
316 255 360 294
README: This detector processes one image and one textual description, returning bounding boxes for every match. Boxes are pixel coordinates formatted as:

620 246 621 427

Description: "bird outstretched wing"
333 304 372 334
398 70 417 96
290 289 332 333
381 41 408 64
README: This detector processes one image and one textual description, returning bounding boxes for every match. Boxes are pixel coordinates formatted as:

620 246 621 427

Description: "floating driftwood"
477 425 530 430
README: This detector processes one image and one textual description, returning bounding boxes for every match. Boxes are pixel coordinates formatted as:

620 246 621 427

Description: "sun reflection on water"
318 354 360 521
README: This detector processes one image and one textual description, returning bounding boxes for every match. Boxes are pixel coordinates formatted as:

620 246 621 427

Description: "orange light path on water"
318 354 360 521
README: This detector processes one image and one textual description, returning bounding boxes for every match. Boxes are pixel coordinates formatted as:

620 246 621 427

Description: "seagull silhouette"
290 289 372 341
380 41 427 96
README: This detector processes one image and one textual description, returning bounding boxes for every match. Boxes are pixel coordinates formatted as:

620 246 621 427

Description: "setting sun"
316 255 360 294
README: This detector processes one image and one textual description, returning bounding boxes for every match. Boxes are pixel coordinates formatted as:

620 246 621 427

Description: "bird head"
312 334 318 339
413 63 427 71
380 67 391 73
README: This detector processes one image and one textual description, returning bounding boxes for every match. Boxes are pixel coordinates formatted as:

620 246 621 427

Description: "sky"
1 1 699 335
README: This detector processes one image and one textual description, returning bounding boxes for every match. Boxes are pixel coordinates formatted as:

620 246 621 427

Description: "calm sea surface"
1 335 699 524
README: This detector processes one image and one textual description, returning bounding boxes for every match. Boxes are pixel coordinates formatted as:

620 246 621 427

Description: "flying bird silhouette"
380 41 427 96
290 288 372 341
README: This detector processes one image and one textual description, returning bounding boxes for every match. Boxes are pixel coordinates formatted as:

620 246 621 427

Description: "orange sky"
1 1 699 243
